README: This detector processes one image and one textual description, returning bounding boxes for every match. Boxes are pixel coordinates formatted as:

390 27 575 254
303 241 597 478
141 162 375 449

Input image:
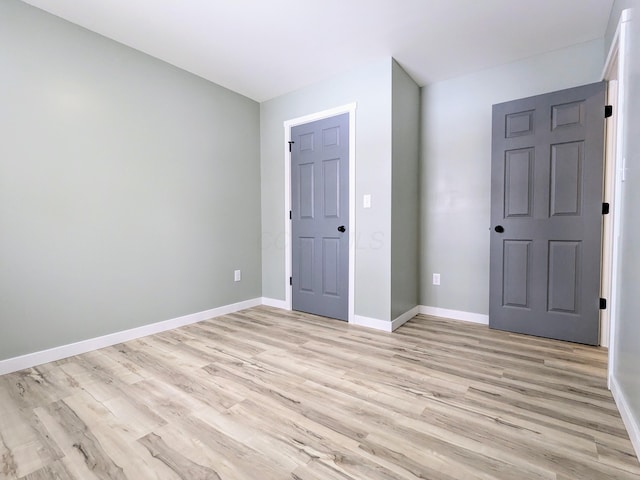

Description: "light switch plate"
363 194 371 208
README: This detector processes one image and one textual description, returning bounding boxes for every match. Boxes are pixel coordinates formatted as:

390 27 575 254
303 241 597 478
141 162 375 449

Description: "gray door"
489 82 605 345
291 113 349 321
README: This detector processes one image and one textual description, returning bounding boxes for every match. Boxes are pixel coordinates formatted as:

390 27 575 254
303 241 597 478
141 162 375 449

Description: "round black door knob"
494 225 505 233
337 225 346 232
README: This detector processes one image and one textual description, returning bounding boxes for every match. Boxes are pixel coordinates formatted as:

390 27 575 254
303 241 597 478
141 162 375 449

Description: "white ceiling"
21 0 614 102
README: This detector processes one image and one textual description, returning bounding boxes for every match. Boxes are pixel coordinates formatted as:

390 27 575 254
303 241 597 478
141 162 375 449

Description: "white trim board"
602 7 632 388
0 298 262 376
419 306 489 325
352 315 394 332
352 305 421 333
283 103 357 323
610 375 640 461
393 306 421 330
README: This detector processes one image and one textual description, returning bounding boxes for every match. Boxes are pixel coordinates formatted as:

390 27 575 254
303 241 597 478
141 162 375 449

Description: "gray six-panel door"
291 113 349 321
489 82 605 345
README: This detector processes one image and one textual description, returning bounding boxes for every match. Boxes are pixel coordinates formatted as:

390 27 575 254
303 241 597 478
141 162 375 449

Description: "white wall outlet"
363 194 371 208
433 273 440 285
234 270 241 282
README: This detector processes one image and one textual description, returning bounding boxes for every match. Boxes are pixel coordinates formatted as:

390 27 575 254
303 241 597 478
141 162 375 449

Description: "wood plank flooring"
1 306 639 479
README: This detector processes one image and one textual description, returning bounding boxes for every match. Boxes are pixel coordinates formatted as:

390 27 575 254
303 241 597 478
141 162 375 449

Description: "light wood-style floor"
1 306 639 480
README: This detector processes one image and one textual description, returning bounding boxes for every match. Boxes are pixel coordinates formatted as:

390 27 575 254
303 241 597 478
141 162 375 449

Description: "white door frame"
283 103 357 323
602 9 631 383
599 77 618 349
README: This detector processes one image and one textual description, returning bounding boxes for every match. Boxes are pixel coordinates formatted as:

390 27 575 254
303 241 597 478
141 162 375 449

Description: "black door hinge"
288 141 295 152
289 210 292 220
289 276 292 286
599 298 607 310
602 202 610 215
605 105 613 118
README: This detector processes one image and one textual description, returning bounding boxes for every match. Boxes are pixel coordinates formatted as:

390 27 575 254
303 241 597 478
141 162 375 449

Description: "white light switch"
363 194 372 208
234 270 241 282
433 273 440 285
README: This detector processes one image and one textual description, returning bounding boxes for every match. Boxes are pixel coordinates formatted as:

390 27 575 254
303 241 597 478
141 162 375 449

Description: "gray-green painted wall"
260 59 393 321
0 0 261 361
611 3 640 448
419 39 605 314
391 61 420 320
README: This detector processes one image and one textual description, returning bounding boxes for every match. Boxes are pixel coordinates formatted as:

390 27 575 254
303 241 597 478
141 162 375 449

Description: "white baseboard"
352 306 420 333
352 315 393 332
392 306 420 330
419 305 489 325
0 297 262 376
261 297 288 309
610 374 640 462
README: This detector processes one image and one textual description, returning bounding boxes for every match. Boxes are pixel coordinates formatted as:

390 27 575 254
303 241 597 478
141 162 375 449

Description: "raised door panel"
322 159 340 219
550 142 583 217
502 240 532 308
504 148 534 218
298 163 315 219
547 241 581 314
322 237 340 297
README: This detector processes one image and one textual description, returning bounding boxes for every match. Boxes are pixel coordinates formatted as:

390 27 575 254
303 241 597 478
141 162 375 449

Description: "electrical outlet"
234 270 241 282
433 273 440 285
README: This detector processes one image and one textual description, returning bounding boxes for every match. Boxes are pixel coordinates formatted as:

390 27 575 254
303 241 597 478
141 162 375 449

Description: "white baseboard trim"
609 375 640 460
0 297 262 376
419 305 489 325
352 306 421 333
261 297 288 309
352 315 394 332
392 306 421 331
610 374 640 462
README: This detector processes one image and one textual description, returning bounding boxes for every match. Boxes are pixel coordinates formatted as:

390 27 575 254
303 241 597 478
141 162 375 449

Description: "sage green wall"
0 0 261 361
391 61 420 320
611 4 640 448
260 59 393 321
420 39 605 314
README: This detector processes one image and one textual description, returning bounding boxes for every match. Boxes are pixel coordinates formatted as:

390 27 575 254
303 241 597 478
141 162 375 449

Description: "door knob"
494 225 504 233
337 225 346 233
